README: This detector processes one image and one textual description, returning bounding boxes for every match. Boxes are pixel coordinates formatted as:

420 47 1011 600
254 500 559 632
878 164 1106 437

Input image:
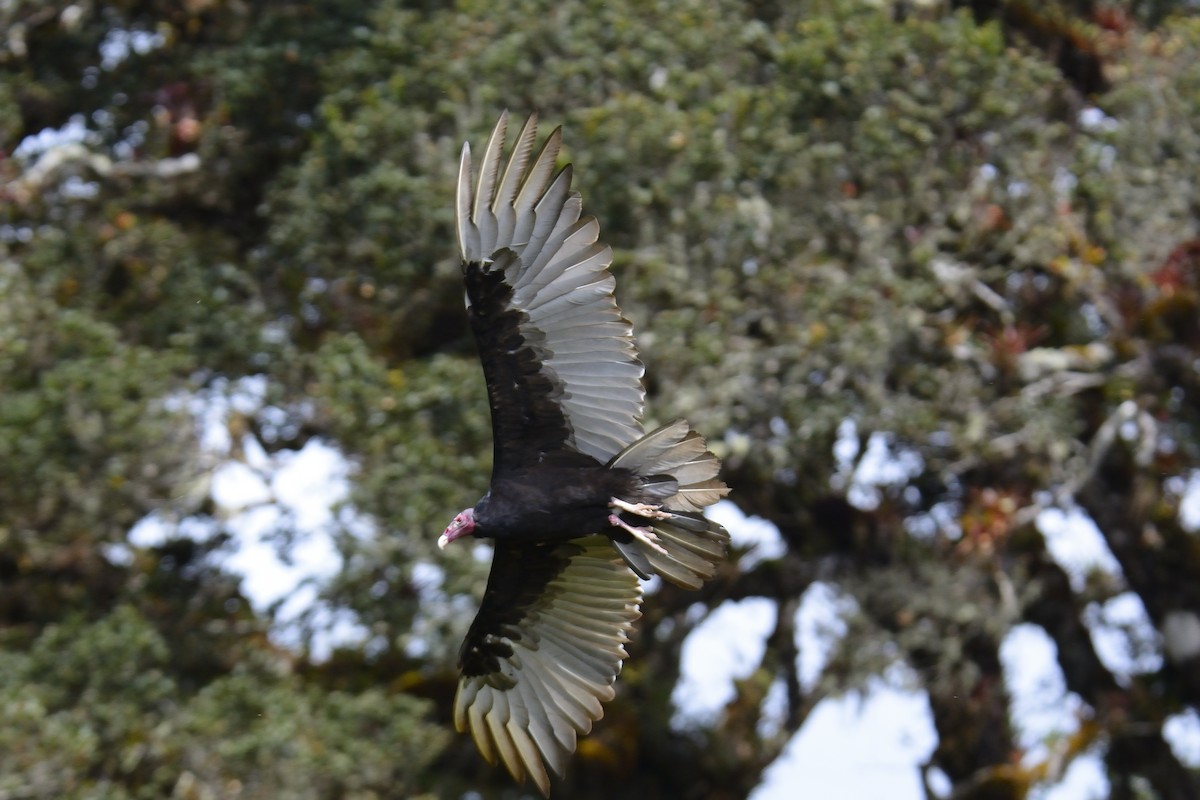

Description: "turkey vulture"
439 111 730 796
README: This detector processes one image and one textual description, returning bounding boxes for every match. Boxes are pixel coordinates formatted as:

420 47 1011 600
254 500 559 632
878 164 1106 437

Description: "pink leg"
610 497 672 520
609 514 669 555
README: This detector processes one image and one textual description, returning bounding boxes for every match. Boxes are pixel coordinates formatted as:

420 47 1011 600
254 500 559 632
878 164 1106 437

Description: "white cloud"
1037 506 1123 592
795 581 854 692
1179 469 1200 532
708 499 786 568
1034 753 1108 800
831 421 924 511
752 675 937 800
672 597 777 727
13 115 91 161
1082 592 1162 684
1163 709 1200 767
211 461 271 510
1001 624 1088 759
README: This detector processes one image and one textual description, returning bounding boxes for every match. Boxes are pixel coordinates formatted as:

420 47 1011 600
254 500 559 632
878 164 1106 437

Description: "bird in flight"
440 112 730 796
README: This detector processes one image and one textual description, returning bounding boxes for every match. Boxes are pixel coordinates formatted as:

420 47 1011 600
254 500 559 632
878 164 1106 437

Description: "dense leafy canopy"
3 0 1199 797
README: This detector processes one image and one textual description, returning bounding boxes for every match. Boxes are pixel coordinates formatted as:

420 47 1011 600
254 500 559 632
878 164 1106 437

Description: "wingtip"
476 112 510 210
456 140 474 260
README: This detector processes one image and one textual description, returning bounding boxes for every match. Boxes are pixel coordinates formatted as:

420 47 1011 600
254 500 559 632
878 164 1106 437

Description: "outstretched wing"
457 112 645 473
454 535 643 796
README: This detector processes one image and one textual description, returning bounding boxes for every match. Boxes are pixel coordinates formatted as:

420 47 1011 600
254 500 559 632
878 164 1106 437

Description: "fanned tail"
608 420 731 589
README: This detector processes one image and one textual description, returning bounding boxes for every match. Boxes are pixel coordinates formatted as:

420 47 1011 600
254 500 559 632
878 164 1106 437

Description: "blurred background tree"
3 0 1199 797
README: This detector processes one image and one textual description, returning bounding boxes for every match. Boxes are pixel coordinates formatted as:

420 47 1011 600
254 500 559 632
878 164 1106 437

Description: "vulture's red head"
438 508 476 549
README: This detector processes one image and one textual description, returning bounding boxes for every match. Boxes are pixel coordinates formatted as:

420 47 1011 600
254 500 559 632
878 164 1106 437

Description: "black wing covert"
456 112 646 475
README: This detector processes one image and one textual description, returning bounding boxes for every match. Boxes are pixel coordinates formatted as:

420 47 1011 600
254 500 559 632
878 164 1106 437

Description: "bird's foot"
608 514 669 556
609 497 672 520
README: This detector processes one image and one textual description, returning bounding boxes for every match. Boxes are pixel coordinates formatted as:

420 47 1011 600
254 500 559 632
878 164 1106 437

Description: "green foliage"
4 0 1200 797
0 606 445 799
0 606 175 799
179 671 446 800
0 260 194 548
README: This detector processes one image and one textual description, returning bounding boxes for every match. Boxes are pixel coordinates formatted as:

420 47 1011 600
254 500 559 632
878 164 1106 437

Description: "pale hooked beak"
438 508 476 550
